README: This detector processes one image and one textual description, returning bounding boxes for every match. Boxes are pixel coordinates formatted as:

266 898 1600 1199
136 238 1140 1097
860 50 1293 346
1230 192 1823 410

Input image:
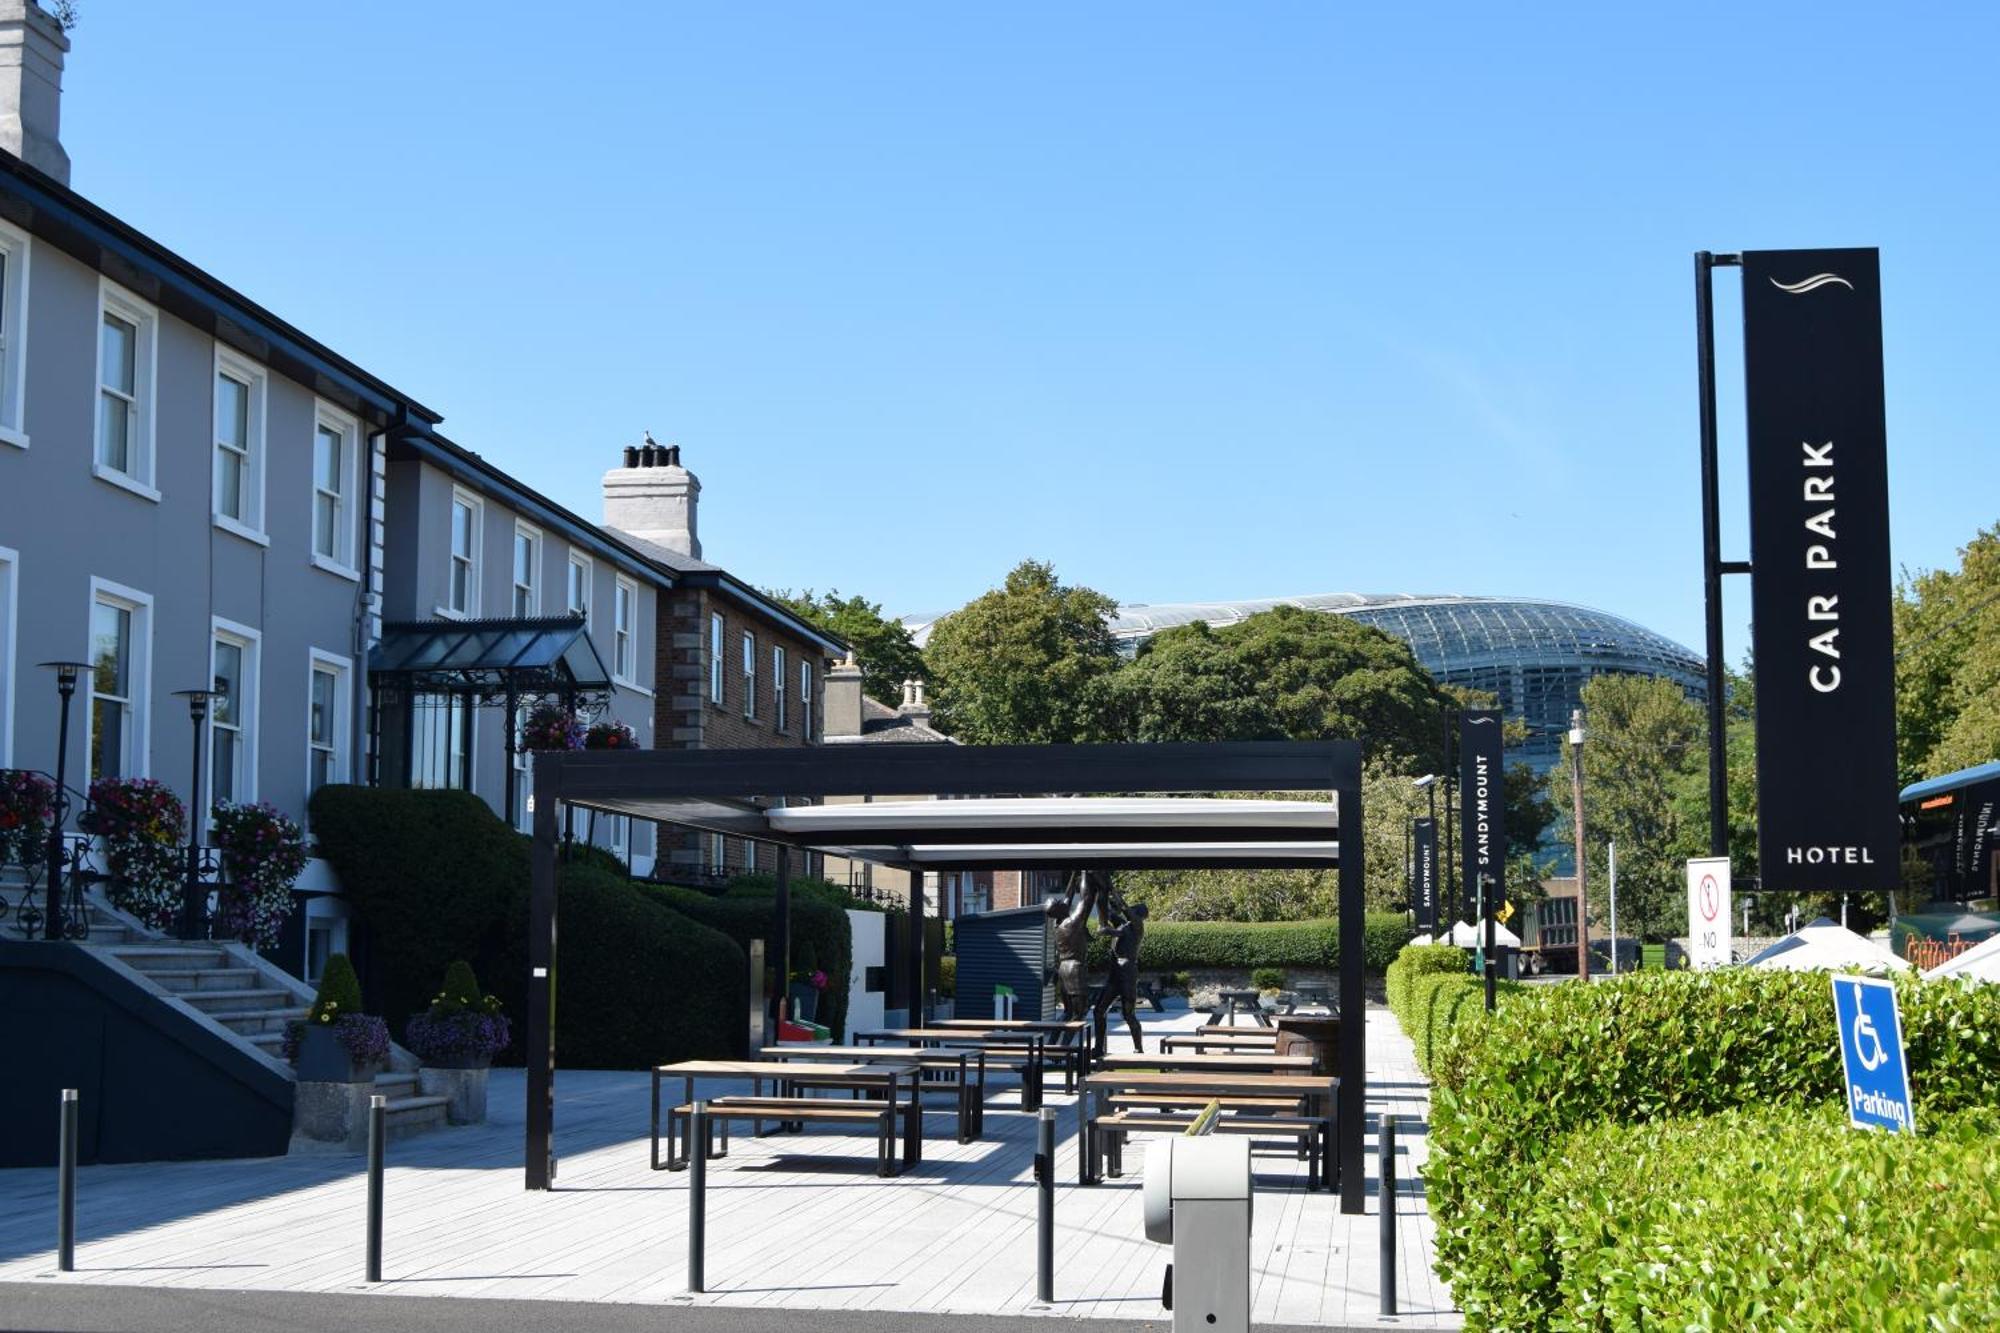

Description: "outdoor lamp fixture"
35 660 95 941
172 686 224 941
1568 708 1589 981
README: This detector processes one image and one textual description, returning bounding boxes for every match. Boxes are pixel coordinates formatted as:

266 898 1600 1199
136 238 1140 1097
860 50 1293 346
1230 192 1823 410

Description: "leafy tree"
767 588 926 706
1108 606 1455 764
1548 672 1704 942
923 560 1122 743
1895 523 2000 782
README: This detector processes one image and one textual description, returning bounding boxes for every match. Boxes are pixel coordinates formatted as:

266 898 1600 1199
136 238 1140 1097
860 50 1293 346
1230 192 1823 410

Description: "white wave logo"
1770 273 1854 294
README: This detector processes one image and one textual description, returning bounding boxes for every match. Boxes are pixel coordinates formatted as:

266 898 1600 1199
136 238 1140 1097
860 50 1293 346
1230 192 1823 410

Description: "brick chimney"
824 652 864 739
898 678 933 730
602 433 700 559
0 2 70 185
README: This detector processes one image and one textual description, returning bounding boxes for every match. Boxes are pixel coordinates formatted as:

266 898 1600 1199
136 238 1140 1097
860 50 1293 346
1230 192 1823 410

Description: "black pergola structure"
525 739 1369 1213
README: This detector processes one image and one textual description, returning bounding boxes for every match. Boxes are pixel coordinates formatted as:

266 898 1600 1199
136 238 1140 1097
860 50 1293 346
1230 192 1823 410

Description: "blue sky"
60 2 1998 657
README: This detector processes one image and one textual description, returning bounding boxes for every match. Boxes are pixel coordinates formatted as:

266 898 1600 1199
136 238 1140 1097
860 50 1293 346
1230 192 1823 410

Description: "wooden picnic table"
1160 1030 1280 1054
1097 1051 1314 1075
856 1027 1075 1106
1214 988 1271 1025
651 1059 921 1175
930 1017 1096 1067
763 1044 986 1141
1077 1069 1339 1190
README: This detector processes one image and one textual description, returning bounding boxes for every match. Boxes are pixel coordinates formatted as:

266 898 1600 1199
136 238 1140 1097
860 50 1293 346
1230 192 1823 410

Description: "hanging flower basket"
0 770 56 866
78 777 186 931
522 701 584 752
583 718 637 750
210 801 309 952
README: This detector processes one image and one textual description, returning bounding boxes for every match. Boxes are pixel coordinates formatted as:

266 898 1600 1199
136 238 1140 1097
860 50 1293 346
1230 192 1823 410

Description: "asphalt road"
0 1283 1384 1333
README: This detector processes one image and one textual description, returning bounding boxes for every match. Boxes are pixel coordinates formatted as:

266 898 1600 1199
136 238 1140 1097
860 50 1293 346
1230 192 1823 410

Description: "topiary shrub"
405 960 511 1067
1250 966 1285 992
308 952 363 1024
311 786 524 1037
1427 969 2000 1328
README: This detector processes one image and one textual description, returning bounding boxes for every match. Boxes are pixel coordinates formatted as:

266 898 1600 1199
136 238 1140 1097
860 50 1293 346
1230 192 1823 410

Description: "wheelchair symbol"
1850 985 1889 1072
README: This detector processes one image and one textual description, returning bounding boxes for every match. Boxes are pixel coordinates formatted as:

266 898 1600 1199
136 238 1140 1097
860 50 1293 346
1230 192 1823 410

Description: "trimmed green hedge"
312 786 748 1067
1100 913 1410 973
1428 970 2000 1328
1402 973 1525 1077
1537 1106 2000 1329
1384 942 1466 1018
309 787 523 1035
643 883 853 1042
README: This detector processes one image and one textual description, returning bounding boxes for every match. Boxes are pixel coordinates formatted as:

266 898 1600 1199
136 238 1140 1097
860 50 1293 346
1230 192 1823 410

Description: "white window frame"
511 520 541 618
311 402 361 580
306 648 352 800
800 659 814 741
741 630 757 720
442 487 483 618
210 347 269 544
511 707 532 833
0 546 16 765
708 830 725 871
86 577 154 780
772 645 787 732
208 617 262 811
566 551 593 629
709 612 725 705
302 898 349 986
93 279 159 501
613 575 638 686
606 813 629 858
0 219 32 449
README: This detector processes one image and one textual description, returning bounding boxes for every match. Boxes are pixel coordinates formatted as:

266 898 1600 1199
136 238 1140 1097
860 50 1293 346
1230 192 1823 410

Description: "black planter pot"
295 1022 370 1083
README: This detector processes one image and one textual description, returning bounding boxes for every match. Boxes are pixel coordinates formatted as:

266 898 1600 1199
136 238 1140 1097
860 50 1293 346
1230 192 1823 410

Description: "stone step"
375 1072 418 1095
108 945 232 972
181 988 291 1014
148 967 261 993
248 1030 287 1052
383 1095 448 1140
210 1006 308 1036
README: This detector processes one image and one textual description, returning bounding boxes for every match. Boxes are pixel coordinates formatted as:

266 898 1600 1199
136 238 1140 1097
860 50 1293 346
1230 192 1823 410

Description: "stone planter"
293 1080 375 1150
419 1063 490 1125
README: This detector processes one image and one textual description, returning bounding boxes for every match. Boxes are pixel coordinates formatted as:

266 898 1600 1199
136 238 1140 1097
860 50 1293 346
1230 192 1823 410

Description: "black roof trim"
0 149 442 429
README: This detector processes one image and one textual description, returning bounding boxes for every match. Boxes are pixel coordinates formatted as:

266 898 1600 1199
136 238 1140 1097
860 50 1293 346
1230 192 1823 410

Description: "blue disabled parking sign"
1832 975 1915 1134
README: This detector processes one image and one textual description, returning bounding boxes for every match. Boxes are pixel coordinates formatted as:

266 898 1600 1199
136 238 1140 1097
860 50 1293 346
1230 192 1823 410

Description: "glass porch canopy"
369 615 610 696
522 740 1371 1214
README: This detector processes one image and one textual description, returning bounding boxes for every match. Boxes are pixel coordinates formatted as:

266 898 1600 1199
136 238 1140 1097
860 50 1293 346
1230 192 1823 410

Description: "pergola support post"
525 756 560 1191
775 846 792 1030
1337 774 1366 1214
907 865 926 1025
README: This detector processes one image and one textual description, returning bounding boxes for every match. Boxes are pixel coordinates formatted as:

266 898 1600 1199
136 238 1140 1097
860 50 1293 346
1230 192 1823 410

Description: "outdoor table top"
656 1059 918 1081
1085 1070 1337 1096
930 1019 1088 1031
859 1028 1050 1045
1217 988 1264 1000
1098 1052 1315 1072
762 1045 979 1065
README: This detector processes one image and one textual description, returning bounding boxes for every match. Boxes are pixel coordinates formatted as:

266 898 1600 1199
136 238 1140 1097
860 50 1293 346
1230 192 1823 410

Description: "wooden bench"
1160 1032 1279 1054
1087 1110 1329 1186
661 1096 901 1176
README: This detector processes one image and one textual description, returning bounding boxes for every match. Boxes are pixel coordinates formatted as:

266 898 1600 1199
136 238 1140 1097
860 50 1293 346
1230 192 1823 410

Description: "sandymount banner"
1740 248 1898 892
1412 817 1438 934
1457 709 1506 921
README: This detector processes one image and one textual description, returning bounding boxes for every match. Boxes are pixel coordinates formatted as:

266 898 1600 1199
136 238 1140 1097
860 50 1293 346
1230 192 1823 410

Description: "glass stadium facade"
1105 593 1708 775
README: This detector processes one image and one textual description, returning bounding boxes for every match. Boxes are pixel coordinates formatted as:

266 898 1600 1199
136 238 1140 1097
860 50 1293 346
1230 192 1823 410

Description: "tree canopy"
923 560 1123 744
1895 523 2000 783
1108 605 1454 765
766 588 925 705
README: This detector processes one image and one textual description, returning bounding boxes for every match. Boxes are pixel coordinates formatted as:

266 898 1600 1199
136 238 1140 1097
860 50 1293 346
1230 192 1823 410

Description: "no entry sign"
1685 857 1732 970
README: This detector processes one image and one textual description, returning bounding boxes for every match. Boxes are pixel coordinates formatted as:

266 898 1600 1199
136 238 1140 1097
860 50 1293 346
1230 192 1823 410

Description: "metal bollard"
688 1101 708 1293
1379 1114 1397 1316
58 1088 78 1273
1035 1107 1056 1303
366 1094 385 1283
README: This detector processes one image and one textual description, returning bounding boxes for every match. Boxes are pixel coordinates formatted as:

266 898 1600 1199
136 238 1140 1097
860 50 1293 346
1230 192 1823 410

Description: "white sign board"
1686 857 1732 969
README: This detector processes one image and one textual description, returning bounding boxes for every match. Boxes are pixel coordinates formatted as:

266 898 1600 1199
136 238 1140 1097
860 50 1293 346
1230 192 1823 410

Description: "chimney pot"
622 445 639 468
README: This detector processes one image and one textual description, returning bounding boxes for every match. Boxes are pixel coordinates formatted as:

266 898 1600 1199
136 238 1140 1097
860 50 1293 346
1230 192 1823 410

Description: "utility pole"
1569 708 1589 981
1608 840 1618 976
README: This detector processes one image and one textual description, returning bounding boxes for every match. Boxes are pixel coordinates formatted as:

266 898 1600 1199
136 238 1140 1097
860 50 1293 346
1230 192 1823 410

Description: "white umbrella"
1447 919 1522 949
1744 917 1910 974
1924 931 2000 982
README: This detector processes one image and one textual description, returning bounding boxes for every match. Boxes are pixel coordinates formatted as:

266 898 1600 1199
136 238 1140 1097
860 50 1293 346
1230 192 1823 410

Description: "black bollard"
366 1093 385 1283
1379 1114 1397 1316
688 1101 708 1293
57 1088 77 1273
1035 1107 1056 1303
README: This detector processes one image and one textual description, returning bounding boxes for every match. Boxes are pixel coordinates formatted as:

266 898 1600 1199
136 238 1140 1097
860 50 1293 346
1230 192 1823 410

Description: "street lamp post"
36 660 93 941
173 687 223 941
1568 708 1589 981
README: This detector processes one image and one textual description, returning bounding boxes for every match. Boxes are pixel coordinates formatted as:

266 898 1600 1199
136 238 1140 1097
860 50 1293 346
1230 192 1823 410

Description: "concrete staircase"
78 893 446 1145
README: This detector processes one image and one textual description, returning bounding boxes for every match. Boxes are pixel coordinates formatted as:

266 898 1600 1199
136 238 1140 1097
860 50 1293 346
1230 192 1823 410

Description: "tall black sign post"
1738 249 1899 891
1457 709 1505 996
1412 817 1438 935
1696 247 1899 894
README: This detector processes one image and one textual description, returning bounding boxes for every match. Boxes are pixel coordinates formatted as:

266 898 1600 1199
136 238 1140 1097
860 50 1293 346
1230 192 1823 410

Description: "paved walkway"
0 1006 1459 1327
